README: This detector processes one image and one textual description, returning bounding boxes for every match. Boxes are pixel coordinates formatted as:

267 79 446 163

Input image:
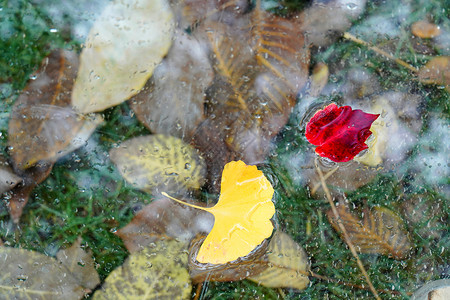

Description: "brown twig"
315 157 381 300
193 282 204 300
343 32 418 73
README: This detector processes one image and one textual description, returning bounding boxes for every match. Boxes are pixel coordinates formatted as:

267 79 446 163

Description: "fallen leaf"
56 237 100 291
305 103 379 162
188 234 268 283
249 231 310 290
192 3 309 177
411 279 450 300
109 134 206 195
8 50 103 170
6 161 53 223
72 0 175 113
418 56 450 92
116 197 213 253
0 155 21 194
326 203 412 259
0 247 87 299
411 20 441 39
163 160 275 264
129 30 213 141
93 239 191 300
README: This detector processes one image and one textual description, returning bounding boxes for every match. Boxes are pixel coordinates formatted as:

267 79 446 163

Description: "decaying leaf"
163 160 275 264
191 3 309 183
0 247 88 299
411 20 441 39
249 231 310 290
56 237 100 291
93 239 191 300
6 161 53 223
116 197 213 253
188 234 268 283
109 134 206 195
129 30 213 140
8 50 103 170
418 56 450 92
326 203 412 259
0 155 21 194
72 0 175 113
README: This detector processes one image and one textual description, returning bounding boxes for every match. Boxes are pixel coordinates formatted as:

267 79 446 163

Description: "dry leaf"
93 239 191 300
56 237 100 291
418 56 450 92
116 197 213 253
8 50 102 170
326 203 412 259
72 0 175 113
109 134 206 195
6 161 53 223
0 247 87 299
411 20 441 39
129 30 213 140
0 155 21 194
249 231 310 290
163 160 275 264
188 234 268 283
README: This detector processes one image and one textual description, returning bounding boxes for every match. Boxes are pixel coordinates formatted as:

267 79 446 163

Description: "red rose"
305 103 379 162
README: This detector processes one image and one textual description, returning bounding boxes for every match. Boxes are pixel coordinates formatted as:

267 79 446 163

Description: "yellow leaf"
163 160 275 264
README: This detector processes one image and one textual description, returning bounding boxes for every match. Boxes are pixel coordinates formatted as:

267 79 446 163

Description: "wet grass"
0 0 449 299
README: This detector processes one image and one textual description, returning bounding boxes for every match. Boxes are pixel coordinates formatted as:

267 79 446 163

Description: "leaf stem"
161 192 209 211
343 32 418 73
314 157 381 300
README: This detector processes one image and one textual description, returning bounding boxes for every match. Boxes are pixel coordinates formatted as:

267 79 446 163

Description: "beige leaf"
0 247 85 299
411 20 441 39
56 237 100 291
0 156 21 194
72 0 175 113
93 239 191 300
249 231 310 290
109 134 206 194
418 56 450 92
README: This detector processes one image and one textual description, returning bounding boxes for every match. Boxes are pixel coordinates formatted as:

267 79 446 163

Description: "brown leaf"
6 161 53 223
192 6 309 180
56 237 100 291
411 20 441 39
326 203 412 259
0 155 21 194
129 30 213 141
116 197 213 253
8 50 102 170
418 56 450 92
249 231 310 290
188 234 268 283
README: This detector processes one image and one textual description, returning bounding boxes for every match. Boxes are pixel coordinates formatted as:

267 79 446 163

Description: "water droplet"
346 3 358 10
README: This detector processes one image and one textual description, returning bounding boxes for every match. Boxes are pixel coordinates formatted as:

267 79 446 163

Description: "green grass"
0 0 449 299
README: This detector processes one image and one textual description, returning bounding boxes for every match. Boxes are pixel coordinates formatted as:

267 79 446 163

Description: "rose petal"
305 103 379 162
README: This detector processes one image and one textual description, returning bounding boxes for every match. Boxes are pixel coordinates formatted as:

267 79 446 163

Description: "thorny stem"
343 32 418 73
314 157 381 300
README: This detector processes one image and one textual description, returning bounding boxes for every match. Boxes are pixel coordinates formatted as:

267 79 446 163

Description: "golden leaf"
249 231 310 290
326 204 412 259
109 134 206 194
93 239 191 300
411 20 441 39
163 160 275 264
72 0 175 113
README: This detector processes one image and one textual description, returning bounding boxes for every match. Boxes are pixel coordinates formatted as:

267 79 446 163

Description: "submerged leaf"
249 231 310 290
0 247 86 299
72 0 175 113
8 50 102 169
130 30 213 140
305 103 379 162
93 239 191 300
326 203 412 259
163 160 275 264
418 56 450 92
0 156 21 194
116 197 213 253
56 237 100 291
109 134 206 195
411 20 441 39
